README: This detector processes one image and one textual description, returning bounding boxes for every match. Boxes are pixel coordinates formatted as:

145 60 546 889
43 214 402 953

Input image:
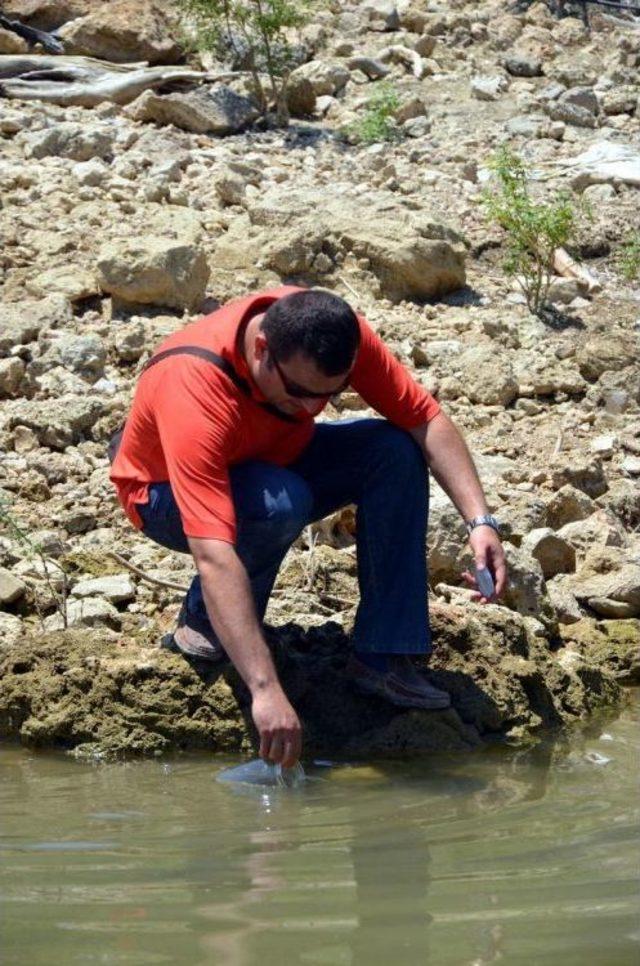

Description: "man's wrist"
466 514 501 537
248 673 281 697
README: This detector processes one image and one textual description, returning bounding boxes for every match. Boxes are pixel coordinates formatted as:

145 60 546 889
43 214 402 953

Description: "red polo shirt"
110 287 441 542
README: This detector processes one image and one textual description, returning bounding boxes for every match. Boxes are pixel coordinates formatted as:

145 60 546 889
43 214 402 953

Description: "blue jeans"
136 419 431 656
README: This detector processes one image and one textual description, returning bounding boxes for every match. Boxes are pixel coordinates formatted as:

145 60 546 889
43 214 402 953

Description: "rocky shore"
0 0 638 758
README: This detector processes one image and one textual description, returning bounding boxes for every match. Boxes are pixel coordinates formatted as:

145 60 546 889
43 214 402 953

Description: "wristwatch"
465 514 501 536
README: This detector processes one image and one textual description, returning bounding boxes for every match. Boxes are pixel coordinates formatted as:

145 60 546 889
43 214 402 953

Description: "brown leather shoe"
161 604 226 663
346 655 451 710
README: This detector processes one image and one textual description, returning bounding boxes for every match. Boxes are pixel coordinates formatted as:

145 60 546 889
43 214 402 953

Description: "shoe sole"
352 676 451 711
160 633 225 664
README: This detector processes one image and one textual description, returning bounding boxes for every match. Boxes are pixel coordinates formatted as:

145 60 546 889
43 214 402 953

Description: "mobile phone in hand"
474 565 495 599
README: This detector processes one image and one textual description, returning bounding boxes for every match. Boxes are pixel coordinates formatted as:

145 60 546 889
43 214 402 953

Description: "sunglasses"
270 351 351 400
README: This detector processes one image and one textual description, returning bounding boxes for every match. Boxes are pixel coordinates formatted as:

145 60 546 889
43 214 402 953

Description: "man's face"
258 343 352 417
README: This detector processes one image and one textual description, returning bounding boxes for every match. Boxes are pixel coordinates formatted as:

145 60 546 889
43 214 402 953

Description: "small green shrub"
177 0 311 125
348 83 401 144
618 232 640 281
482 146 583 316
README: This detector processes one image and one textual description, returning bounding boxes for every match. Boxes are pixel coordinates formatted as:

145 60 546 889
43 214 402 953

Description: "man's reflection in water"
349 822 433 966
195 745 559 965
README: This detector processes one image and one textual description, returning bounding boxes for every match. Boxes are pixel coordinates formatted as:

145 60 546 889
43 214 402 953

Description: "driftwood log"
0 55 236 107
0 13 64 55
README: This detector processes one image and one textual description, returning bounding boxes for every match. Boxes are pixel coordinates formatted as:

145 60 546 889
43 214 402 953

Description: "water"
1 695 638 966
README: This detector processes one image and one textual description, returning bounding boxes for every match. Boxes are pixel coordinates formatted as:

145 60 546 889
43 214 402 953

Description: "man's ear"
254 331 268 359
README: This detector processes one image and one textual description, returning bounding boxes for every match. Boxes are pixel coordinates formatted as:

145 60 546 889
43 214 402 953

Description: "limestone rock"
0 357 25 398
290 60 350 97
0 27 29 53
457 346 518 406
505 54 543 77
73 575 136 603
125 87 259 136
23 123 114 161
0 1 93 30
558 510 627 557
576 333 638 381
545 578 583 625
472 74 508 101
96 236 210 310
427 492 468 586
285 74 316 118
501 543 551 621
559 619 640 684
362 0 400 31
546 485 596 529
26 266 99 303
72 158 109 187
57 335 106 379
598 480 640 529
0 613 24 651
570 565 640 619
249 188 465 302
57 1 182 64
0 602 621 758
549 456 607 499
548 87 599 128
601 88 637 117
44 597 122 632
0 395 105 450
0 568 26 606
113 322 145 363
521 528 576 580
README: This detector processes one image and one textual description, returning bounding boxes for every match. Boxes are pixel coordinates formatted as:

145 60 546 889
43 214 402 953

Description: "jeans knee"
372 422 427 481
264 471 313 541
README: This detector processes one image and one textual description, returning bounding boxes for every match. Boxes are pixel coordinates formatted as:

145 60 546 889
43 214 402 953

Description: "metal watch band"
465 514 501 536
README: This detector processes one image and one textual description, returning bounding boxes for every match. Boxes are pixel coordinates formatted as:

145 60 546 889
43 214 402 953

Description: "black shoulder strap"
142 344 297 424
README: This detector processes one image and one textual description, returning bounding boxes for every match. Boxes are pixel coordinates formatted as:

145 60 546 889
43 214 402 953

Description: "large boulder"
0 602 622 757
96 236 210 310
57 0 182 64
125 87 259 135
245 188 466 302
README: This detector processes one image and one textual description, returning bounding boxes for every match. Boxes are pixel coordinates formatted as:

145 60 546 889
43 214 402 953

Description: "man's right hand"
252 685 302 768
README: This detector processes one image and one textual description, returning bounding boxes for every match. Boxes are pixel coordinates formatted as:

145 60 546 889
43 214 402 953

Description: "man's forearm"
410 411 489 523
187 538 280 695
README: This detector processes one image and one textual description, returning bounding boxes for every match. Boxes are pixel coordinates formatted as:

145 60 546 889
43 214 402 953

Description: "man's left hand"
462 526 508 604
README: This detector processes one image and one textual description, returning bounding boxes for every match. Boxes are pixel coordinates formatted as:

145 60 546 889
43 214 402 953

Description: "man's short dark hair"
261 290 360 377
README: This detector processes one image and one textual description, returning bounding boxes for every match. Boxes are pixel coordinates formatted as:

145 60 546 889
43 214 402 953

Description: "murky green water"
2 695 639 966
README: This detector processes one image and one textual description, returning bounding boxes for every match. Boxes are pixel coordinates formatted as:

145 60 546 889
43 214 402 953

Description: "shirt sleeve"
152 358 242 542
349 315 441 428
